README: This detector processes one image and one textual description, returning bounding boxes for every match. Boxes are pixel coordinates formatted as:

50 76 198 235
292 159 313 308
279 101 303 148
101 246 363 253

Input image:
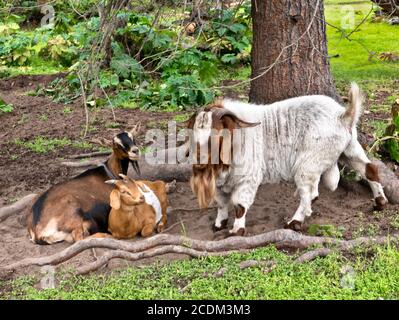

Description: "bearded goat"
187 84 388 235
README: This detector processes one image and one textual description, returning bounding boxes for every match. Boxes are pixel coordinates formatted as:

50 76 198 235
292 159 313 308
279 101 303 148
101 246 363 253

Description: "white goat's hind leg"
344 140 388 209
286 174 320 230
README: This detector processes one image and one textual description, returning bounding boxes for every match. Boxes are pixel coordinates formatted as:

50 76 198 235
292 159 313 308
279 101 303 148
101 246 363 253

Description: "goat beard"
190 165 217 209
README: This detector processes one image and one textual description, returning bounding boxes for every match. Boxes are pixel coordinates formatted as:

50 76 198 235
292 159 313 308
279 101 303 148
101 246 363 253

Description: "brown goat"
105 175 168 239
26 128 141 244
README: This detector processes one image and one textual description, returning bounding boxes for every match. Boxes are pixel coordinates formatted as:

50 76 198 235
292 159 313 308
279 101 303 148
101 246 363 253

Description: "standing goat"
187 84 388 235
27 128 141 244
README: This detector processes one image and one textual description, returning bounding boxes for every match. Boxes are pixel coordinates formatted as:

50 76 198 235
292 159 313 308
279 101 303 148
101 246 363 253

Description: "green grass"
14 136 96 153
1 55 65 78
325 1 399 82
3 245 399 300
15 136 71 153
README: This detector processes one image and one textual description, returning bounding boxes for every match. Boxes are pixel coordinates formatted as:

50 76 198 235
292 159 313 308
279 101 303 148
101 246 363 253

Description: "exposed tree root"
295 248 333 263
76 246 241 275
2 229 398 274
0 194 37 223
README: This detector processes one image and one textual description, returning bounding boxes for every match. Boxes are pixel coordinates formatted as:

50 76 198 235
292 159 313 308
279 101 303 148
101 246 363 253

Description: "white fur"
139 184 162 224
194 86 387 232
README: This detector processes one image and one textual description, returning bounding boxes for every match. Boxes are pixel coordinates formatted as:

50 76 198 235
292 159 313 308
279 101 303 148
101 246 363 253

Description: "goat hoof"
228 228 246 237
284 220 302 231
157 222 165 233
374 196 388 211
212 219 228 232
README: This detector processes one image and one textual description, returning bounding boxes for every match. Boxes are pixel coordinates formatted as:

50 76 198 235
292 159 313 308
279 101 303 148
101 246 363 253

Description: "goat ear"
220 137 232 164
110 189 121 210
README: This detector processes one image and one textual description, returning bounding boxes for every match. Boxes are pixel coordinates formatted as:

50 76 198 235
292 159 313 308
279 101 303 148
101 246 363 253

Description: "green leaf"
110 74 120 87
393 114 399 130
386 139 399 163
221 53 238 64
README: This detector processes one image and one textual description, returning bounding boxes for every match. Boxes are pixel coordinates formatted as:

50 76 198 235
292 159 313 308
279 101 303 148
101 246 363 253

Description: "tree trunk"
248 0 399 203
249 0 337 104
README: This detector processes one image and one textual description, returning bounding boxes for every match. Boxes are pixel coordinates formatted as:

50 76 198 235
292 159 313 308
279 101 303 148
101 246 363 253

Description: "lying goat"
105 174 168 239
27 129 141 244
187 84 388 235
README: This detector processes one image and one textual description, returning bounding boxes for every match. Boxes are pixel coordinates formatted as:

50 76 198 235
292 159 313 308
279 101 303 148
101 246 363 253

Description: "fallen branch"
61 160 103 168
295 248 333 263
0 194 37 223
3 229 398 273
68 151 111 159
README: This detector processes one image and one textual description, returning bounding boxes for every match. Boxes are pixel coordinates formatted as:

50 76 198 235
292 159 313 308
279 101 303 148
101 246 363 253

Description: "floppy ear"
220 136 232 164
109 189 121 210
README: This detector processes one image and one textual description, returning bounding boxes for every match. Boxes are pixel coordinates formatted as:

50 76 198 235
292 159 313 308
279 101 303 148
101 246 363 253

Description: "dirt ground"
1 74 399 279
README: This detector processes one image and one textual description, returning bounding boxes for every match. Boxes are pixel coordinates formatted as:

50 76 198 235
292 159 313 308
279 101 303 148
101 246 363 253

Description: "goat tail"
341 82 363 128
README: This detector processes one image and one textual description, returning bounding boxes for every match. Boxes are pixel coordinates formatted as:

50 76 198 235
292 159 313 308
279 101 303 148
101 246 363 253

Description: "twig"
162 220 186 233
0 194 37 223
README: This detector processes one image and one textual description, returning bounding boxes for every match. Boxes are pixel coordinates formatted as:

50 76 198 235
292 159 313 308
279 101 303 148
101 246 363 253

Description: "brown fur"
107 177 168 239
234 204 245 218
26 131 139 244
189 102 259 209
365 163 380 182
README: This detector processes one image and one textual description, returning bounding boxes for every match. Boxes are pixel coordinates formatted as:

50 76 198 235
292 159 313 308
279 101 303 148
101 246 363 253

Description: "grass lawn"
3 244 399 300
325 0 399 82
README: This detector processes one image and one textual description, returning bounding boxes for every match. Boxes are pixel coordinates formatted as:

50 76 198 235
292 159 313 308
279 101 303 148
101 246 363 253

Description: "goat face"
106 176 145 210
187 103 260 208
113 128 141 175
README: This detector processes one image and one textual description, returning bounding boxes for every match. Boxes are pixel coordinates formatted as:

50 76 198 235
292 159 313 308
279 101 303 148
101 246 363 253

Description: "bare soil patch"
1 74 398 280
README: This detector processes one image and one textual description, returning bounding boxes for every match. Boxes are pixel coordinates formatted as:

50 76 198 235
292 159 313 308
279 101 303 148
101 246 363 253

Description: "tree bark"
249 0 337 103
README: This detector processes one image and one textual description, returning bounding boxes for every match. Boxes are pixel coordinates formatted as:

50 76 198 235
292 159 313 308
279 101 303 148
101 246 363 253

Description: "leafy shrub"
39 35 78 66
0 33 33 66
203 2 252 64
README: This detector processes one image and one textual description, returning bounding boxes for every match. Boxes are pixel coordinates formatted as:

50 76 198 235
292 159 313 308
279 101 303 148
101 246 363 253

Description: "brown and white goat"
27 129 141 244
187 84 388 235
105 175 168 239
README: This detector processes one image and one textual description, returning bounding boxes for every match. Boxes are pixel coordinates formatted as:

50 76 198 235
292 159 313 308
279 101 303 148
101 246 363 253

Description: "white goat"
188 84 388 235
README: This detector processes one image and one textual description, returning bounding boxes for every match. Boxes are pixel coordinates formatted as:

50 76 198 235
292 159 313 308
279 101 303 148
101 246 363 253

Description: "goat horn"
105 179 117 185
211 108 260 128
212 108 236 119
118 174 128 180
129 122 141 136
